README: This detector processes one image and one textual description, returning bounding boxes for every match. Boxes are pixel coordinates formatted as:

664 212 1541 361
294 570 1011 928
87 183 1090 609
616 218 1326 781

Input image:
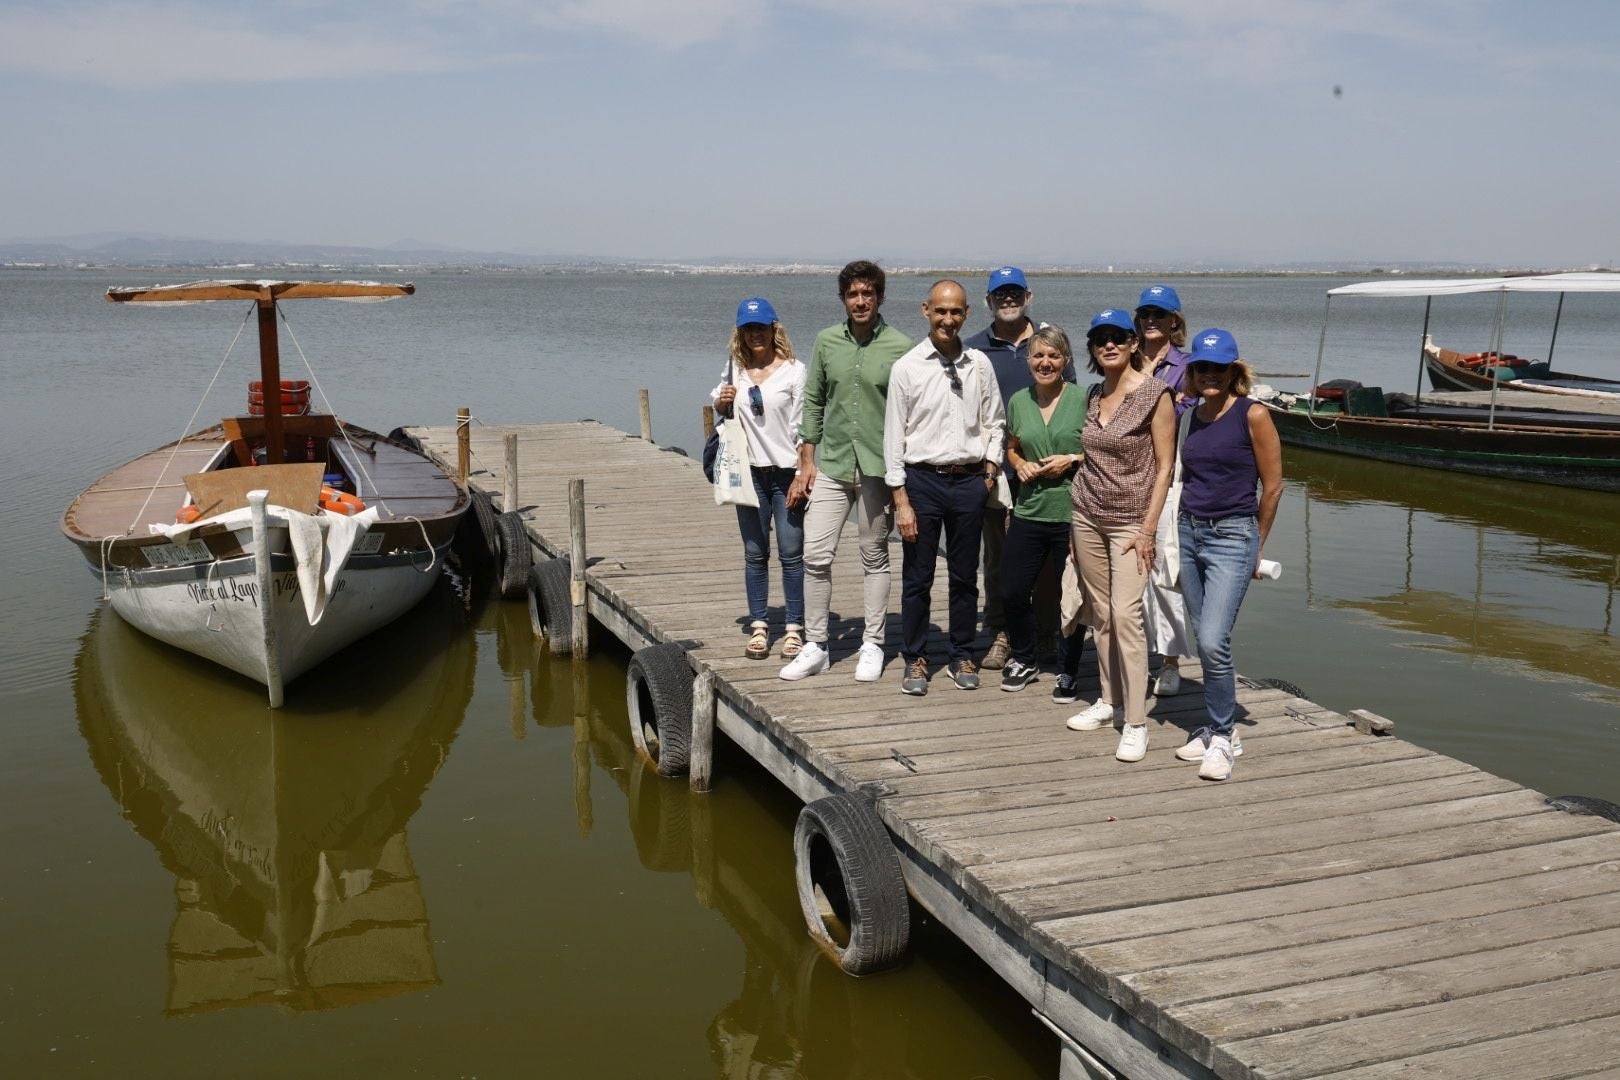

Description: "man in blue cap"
965 266 1073 669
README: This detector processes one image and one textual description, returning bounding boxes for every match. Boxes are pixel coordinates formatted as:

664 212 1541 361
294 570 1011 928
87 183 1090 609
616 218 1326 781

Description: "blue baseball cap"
1188 327 1240 365
1088 308 1137 335
1136 284 1181 313
735 297 778 327
986 266 1028 293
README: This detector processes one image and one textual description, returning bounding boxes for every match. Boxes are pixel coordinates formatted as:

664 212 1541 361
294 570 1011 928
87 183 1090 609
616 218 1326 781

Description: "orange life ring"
1458 353 1489 368
319 486 366 515
175 504 201 524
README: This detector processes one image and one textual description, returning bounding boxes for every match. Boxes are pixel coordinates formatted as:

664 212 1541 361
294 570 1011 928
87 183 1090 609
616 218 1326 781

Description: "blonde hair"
1181 358 1255 398
728 322 796 368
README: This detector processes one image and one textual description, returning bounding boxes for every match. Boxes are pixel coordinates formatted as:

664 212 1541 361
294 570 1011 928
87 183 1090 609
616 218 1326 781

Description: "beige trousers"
802 473 893 646
1071 507 1151 727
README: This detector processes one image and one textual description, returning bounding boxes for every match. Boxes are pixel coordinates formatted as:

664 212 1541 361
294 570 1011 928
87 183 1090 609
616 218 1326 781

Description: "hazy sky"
3 1 1617 266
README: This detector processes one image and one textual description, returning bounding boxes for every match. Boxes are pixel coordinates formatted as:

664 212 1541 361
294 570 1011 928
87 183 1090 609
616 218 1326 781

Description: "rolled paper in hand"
1257 558 1282 580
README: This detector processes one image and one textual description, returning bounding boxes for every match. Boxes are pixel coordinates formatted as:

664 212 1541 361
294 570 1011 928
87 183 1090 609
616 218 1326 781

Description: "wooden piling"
639 388 653 442
503 432 519 511
456 407 471 486
689 669 716 794
568 478 589 658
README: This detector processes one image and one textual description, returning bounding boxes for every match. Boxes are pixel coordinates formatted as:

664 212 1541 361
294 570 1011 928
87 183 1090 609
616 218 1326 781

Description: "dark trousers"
901 468 988 664
999 516 1071 667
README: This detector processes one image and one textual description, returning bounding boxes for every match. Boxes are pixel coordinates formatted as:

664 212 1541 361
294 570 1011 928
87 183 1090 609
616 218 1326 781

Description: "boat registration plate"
353 533 384 555
144 540 213 568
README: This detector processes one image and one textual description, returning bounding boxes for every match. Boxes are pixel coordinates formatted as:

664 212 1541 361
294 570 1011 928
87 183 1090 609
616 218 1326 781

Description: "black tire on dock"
1256 677 1306 698
496 511 532 599
626 643 694 777
465 488 501 562
793 793 909 976
529 558 572 655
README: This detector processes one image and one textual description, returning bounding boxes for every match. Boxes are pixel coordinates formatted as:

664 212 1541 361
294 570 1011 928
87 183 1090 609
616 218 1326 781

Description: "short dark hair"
838 260 886 302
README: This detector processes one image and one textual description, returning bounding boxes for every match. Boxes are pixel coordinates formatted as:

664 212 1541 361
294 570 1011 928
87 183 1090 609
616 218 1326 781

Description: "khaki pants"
1072 507 1150 727
802 473 892 646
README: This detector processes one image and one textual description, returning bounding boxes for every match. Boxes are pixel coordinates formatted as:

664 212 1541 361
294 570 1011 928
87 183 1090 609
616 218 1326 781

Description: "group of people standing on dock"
710 261 1282 781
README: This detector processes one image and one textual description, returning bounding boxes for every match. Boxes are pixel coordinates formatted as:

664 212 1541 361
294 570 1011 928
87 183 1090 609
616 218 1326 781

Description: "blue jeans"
737 466 805 626
1178 513 1260 736
901 467 988 664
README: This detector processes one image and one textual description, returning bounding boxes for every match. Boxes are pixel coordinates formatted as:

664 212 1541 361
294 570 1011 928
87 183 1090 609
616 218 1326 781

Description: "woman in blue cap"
712 298 808 660
1065 308 1177 764
1171 328 1283 780
1134 284 1194 698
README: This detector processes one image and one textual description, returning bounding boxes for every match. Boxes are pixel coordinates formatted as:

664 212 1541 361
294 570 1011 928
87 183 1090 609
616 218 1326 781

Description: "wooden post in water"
503 432 519 511
568 478 589 658
456 407 471 486
701 404 715 440
690 669 716 794
639 388 653 442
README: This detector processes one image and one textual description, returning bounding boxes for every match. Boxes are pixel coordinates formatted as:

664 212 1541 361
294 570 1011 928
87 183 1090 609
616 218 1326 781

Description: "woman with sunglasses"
997 326 1086 693
713 297 808 660
1171 329 1283 780
1065 309 1177 763
1134 285 1194 698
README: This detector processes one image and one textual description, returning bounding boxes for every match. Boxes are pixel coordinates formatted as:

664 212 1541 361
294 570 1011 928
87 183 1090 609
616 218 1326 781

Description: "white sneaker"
779 641 829 681
1066 700 1120 731
1175 726 1244 762
1199 735 1236 781
1116 723 1149 762
1153 664 1182 697
854 642 885 682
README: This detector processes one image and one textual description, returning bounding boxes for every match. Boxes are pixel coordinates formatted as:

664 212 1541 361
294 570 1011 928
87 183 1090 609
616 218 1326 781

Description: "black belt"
910 460 985 475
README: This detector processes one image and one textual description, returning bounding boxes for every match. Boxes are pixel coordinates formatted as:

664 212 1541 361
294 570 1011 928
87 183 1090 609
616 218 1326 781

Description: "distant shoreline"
4 261 1609 279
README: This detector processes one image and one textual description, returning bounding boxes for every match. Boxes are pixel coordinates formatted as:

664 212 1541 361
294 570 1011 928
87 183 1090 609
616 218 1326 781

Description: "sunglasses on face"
1189 361 1230 375
1090 331 1132 348
1136 307 1170 320
748 385 765 417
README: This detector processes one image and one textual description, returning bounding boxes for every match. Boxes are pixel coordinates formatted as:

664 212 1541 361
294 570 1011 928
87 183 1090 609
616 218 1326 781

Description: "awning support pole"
1308 295 1331 417
1547 291 1566 368
1415 296 1432 405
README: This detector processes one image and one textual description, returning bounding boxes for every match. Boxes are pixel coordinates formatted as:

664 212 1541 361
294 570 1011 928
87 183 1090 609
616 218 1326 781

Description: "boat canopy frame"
1309 272 1620 428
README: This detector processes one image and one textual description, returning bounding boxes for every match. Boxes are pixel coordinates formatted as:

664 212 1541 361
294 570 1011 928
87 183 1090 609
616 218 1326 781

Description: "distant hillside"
0 233 584 270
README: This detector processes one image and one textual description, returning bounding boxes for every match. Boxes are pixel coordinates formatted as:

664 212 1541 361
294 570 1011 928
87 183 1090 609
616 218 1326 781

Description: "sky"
2 0 1617 267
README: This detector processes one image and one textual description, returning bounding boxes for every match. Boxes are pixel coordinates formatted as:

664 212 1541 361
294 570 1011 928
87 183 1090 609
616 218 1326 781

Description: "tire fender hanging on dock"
529 558 572 655
496 511 532 599
793 793 910 976
626 643 694 777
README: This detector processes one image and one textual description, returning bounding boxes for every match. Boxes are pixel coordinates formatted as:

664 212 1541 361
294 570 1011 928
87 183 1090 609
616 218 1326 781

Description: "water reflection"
73 582 476 1015
1290 446 1620 690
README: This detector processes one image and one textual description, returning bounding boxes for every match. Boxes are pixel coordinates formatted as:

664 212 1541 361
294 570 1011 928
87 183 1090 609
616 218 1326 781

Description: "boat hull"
1423 348 1620 401
1265 403 1620 492
103 544 451 691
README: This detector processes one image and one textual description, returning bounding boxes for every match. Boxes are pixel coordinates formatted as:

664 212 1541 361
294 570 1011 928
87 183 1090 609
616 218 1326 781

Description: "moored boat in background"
1264 272 1620 493
1423 335 1620 400
59 280 470 706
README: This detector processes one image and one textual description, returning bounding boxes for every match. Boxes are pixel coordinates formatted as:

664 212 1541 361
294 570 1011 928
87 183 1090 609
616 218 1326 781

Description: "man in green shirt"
779 260 914 682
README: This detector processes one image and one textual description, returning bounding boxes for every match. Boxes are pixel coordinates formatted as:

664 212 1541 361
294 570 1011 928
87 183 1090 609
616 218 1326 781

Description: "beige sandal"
780 625 803 659
746 623 770 659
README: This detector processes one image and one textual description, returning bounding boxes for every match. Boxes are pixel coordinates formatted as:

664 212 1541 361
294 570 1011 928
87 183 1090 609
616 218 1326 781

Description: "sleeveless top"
1071 376 1171 526
1181 397 1260 519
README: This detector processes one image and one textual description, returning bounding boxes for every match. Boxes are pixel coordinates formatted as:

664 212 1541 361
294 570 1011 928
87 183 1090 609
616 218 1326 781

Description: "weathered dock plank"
408 420 1620 1080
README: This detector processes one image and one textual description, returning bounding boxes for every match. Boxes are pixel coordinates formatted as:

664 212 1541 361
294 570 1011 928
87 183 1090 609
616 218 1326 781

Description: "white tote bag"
712 417 759 508
1150 408 1195 590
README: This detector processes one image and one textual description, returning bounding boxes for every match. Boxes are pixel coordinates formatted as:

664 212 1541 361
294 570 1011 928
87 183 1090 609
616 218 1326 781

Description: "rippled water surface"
4 269 1617 1077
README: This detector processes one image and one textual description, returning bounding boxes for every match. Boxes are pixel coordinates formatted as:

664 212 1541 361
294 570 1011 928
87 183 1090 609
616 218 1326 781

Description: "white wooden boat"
60 280 469 706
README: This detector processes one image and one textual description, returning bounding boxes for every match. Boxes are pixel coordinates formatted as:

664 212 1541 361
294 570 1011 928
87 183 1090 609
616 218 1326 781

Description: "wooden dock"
408 418 1620 1080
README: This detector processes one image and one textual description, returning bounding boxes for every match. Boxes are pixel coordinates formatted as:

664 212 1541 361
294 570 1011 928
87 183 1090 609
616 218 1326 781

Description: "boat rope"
277 306 391 513
1304 295 1339 430
401 516 437 573
202 558 226 631
124 304 255 535
98 535 123 599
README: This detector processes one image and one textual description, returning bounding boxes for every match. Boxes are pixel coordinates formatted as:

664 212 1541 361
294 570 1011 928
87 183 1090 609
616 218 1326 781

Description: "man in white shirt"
885 280 1007 696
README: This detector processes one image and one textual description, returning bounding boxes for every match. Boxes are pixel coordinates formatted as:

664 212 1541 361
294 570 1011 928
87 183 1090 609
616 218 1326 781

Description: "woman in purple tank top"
1172 329 1283 782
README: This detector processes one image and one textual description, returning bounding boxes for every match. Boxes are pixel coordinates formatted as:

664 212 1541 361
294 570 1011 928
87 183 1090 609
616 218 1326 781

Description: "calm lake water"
3 268 1617 1077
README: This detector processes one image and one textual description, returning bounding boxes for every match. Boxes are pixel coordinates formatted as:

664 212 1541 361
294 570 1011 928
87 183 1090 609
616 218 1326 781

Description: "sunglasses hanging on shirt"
939 355 963 394
748 384 765 417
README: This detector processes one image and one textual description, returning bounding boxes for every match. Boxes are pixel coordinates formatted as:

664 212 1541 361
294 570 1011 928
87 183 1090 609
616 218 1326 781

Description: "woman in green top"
998 326 1086 692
